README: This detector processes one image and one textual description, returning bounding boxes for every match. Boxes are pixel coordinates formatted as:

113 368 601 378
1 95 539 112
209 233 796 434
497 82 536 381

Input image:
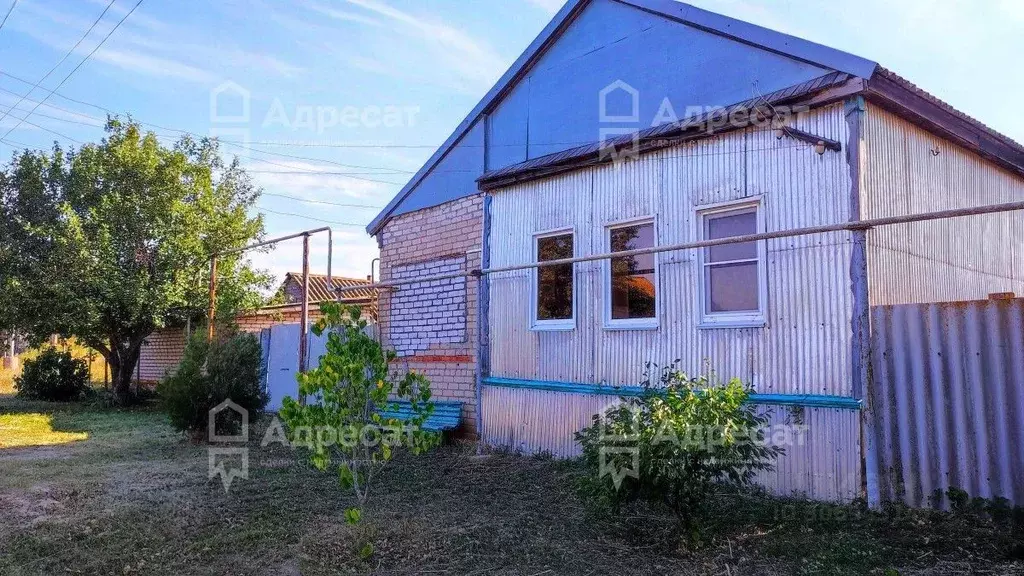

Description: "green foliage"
14 347 91 401
279 303 440 516
157 329 268 437
0 120 270 405
576 362 783 538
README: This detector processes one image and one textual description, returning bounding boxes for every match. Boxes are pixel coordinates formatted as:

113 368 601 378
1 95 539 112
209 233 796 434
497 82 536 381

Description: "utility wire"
260 191 382 209
0 0 116 126
1 0 143 141
256 206 367 227
0 68 832 180
0 0 17 33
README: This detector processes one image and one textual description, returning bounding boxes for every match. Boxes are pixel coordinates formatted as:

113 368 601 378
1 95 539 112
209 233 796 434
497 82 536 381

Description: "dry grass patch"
0 399 1021 576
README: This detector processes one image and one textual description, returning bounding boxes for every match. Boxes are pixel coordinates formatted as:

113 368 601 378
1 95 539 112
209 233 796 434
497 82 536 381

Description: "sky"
0 0 1021 290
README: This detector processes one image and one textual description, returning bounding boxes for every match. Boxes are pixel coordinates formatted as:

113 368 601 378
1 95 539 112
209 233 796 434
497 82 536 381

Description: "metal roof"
282 273 375 303
478 71 853 189
367 0 1024 232
366 0 878 236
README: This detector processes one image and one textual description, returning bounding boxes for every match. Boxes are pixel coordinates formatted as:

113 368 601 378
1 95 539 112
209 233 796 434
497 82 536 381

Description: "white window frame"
531 227 576 331
696 197 768 329
603 216 659 330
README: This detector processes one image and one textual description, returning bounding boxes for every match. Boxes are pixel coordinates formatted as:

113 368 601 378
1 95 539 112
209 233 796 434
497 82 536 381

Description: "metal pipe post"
298 233 311 405
207 256 218 340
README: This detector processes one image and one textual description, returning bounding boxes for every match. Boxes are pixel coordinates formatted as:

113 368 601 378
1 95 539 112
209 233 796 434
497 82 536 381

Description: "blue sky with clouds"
1 0 1021 286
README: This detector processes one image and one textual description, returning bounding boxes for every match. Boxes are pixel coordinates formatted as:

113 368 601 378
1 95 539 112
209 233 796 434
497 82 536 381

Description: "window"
606 219 657 328
698 200 766 327
532 230 574 329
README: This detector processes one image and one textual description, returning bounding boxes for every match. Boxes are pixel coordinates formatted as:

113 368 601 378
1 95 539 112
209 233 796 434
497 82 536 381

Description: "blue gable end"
490 0 833 164
367 0 878 235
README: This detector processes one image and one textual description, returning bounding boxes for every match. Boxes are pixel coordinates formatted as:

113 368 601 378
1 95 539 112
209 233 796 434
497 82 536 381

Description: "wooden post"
207 256 218 341
298 234 310 405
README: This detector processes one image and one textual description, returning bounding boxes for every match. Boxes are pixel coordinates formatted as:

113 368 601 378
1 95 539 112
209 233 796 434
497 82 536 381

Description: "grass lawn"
0 396 1021 575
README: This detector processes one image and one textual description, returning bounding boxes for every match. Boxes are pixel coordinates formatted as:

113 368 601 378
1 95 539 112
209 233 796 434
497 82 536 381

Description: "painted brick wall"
378 194 483 435
390 256 467 356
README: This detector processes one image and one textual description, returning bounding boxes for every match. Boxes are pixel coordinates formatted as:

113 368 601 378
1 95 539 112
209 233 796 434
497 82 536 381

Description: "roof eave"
863 70 1024 180
478 72 863 190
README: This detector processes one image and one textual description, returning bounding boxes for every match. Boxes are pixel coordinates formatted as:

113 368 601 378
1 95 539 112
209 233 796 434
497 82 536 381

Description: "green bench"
377 400 463 432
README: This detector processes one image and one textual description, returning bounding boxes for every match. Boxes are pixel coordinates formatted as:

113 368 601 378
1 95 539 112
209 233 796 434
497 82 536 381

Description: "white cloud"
525 0 565 15
245 159 399 203
341 0 507 93
303 0 383 27
91 48 217 83
10 0 302 84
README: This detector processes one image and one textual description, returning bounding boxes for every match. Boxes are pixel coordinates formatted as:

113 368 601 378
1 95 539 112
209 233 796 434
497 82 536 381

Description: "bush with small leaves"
158 329 268 438
15 347 91 401
576 362 783 541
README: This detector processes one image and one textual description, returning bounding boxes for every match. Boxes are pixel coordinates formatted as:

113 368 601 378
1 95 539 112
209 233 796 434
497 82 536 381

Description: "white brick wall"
390 256 467 356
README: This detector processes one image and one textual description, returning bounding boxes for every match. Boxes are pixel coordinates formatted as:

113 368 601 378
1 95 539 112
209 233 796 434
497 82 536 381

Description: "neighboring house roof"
280 273 375 303
366 0 1024 235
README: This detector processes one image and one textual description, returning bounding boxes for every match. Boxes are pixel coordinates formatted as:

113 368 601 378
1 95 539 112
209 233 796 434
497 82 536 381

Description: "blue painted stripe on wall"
481 376 862 410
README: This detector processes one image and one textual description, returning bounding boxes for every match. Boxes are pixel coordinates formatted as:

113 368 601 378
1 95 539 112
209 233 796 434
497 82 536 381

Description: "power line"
0 0 116 126
0 0 18 33
256 206 367 227
260 191 382 209
0 85 104 123
1 0 143 141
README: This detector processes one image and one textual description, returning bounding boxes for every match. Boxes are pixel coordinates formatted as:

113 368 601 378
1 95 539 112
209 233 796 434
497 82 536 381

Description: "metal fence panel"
869 298 1024 506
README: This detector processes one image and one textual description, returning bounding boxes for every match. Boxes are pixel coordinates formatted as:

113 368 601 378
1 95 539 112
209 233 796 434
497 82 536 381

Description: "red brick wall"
137 306 341 385
378 194 483 435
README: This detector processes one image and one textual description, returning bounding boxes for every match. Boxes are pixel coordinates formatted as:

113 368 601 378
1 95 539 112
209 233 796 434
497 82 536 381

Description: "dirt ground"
1 397 1021 575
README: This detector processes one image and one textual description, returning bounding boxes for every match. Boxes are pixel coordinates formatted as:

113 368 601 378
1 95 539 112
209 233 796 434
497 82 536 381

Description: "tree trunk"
108 341 142 406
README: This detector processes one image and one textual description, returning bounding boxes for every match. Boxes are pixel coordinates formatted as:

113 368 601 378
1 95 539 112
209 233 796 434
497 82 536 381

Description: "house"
138 273 376 385
366 0 1024 506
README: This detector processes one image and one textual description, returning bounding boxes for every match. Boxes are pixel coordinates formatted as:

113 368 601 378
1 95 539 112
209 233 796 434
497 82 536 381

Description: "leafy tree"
0 120 271 405
279 303 440 540
576 363 783 541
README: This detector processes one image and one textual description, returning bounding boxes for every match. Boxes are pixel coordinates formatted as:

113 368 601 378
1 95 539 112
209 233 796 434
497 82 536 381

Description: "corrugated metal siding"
488 104 855 396
481 385 861 501
868 298 1024 507
862 105 1024 305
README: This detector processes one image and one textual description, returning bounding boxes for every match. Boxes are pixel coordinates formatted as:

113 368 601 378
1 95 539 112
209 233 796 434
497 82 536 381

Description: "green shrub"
158 330 268 437
576 363 783 538
15 347 91 401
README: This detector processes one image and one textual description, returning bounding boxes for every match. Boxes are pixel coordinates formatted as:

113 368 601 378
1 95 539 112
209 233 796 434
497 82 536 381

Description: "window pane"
706 261 758 312
609 223 656 320
537 234 573 321
705 210 756 262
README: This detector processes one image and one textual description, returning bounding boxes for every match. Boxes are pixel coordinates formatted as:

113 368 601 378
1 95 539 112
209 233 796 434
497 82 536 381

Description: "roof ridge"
284 272 371 283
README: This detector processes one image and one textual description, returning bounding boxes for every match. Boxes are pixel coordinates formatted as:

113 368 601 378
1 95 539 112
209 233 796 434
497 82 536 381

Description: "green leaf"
344 507 361 525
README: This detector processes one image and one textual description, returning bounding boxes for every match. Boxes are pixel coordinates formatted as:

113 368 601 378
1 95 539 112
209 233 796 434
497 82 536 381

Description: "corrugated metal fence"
868 298 1024 507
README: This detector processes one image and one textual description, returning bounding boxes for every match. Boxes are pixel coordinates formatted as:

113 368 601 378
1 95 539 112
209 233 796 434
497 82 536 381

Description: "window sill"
531 322 576 332
697 319 767 330
603 320 659 331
